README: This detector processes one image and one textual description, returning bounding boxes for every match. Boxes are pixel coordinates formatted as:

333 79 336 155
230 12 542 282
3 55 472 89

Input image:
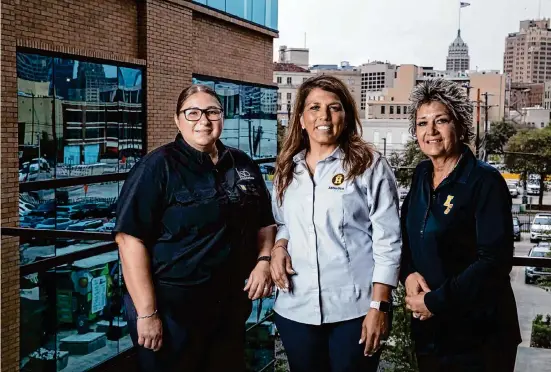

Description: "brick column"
142 0 193 151
1 0 21 370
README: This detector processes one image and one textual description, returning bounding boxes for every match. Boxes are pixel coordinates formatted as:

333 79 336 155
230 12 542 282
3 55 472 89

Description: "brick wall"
1 1 276 369
1 0 21 369
193 13 274 86
142 0 194 151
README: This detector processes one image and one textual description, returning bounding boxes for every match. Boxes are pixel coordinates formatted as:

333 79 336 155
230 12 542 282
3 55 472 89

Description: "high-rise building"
446 30 470 72
359 61 397 111
504 19 551 84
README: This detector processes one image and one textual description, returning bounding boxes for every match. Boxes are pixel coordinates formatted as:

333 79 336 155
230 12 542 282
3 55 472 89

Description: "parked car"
525 246 551 284
97 218 116 232
530 213 551 243
34 218 74 230
28 202 56 218
513 217 521 241
66 219 104 231
56 204 85 219
527 183 540 196
508 183 519 198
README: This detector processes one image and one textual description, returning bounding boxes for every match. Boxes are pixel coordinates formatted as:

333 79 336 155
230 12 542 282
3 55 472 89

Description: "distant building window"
287 93 292 100
277 92 281 100
381 105 386 114
390 106 394 114
287 77 292 84
278 104 282 111
391 97 394 101
303 77 308 82
542 122 545 128
397 106 401 115
277 77 282 84
403 106 408 114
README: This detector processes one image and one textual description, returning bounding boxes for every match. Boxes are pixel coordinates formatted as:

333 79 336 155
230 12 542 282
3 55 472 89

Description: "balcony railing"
2 156 277 372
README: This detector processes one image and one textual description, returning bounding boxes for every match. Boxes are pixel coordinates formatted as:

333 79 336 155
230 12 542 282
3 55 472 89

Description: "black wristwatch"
370 300 391 313
257 256 271 263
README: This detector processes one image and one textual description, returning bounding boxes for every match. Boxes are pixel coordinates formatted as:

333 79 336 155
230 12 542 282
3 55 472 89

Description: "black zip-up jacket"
113 134 275 295
401 145 521 355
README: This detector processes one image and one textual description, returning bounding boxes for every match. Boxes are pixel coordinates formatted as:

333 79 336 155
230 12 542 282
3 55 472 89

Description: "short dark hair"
408 78 474 144
175 84 222 114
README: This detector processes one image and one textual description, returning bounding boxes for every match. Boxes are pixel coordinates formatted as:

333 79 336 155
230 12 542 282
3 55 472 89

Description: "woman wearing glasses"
113 84 276 372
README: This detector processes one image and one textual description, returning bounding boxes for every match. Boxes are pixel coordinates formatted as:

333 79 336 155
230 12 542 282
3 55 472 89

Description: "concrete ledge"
60 332 107 355
16 39 147 66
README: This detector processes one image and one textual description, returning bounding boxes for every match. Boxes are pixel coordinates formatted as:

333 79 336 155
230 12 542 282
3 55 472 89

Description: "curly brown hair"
275 74 375 204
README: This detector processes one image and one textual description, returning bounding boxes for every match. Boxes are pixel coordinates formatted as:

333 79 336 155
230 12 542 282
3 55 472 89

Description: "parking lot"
512 234 551 372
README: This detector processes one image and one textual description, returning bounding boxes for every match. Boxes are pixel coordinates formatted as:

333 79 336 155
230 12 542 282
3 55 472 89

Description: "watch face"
379 301 391 313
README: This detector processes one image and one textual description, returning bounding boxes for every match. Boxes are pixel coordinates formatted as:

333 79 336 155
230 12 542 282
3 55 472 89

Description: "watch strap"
257 256 271 263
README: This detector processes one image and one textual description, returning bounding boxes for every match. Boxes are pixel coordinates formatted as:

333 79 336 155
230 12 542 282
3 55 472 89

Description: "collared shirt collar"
423 144 476 186
174 133 229 167
292 146 344 164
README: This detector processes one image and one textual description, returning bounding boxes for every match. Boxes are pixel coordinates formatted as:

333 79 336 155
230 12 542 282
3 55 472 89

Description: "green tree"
484 121 517 155
505 127 551 208
388 139 427 188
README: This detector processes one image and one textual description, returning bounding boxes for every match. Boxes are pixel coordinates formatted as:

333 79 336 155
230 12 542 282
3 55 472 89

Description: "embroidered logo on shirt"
236 169 254 181
443 195 454 215
332 174 345 186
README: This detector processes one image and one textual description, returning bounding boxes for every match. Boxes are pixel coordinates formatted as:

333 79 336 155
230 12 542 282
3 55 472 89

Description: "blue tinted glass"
251 0 266 26
194 0 207 4
207 0 225 11
268 0 278 29
226 0 245 18
243 0 252 20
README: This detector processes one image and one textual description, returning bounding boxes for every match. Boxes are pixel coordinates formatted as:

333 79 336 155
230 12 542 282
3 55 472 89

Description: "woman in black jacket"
401 78 521 372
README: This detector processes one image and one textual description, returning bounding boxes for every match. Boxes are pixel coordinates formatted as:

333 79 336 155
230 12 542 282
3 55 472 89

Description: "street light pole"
382 137 387 157
476 89 481 158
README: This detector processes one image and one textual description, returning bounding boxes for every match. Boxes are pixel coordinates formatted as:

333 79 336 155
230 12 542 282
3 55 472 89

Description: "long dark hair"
275 75 375 204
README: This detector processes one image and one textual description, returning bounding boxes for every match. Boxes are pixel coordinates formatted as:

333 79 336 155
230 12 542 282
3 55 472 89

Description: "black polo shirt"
401 145 521 353
113 134 275 292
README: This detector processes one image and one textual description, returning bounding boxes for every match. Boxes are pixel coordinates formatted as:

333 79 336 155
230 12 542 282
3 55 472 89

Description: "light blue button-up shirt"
272 148 402 325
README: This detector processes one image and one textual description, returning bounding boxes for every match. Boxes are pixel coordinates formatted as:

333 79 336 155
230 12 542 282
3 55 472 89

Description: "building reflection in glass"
193 76 277 160
17 52 145 182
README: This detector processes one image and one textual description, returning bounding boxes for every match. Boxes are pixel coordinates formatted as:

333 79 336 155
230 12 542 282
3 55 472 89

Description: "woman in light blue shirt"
270 75 402 372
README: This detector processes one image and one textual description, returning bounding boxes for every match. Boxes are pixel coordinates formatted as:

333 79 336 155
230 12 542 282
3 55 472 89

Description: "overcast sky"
274 0 551 71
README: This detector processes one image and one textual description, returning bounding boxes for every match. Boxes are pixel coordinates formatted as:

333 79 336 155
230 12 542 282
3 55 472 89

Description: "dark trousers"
124 290 252 372
417 343 518 372
274 312 382 372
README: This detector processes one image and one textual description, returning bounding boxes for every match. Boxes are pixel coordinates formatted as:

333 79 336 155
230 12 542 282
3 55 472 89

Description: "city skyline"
275 0 551 71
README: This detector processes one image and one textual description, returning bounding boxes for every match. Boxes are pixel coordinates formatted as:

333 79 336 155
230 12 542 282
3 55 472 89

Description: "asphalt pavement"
513 234 551 372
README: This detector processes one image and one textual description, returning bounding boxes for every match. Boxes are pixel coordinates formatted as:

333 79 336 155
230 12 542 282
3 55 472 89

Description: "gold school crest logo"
332 174 345 186
443 195 454 215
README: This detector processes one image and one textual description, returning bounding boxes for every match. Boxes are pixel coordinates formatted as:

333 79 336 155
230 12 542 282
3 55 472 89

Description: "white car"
527 183 540 196
508 183 519 198
525 245 551 284
530 213 551 243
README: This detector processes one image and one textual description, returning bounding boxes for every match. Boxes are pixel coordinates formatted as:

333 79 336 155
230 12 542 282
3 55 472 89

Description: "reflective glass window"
207 0 225 11
251 0 266 26
17 52 145 182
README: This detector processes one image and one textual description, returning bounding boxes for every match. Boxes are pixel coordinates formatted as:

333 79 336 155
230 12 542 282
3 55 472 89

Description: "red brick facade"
0 0 276 369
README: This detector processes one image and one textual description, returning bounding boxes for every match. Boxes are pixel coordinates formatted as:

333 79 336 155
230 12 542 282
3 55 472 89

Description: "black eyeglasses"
180 107 224 121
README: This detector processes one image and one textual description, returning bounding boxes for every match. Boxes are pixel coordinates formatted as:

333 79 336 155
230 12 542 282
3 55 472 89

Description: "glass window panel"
207 0 226 11
194 0 207 4
252 0 266 26
226 0 245 18
20 248 130 371
267 0 278 29
18 53 55 183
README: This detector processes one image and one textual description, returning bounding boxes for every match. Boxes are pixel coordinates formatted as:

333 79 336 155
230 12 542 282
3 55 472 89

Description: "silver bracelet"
136 309 158 320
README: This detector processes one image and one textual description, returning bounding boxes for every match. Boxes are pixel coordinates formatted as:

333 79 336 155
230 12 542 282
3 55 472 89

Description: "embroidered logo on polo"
329 173 345 190
443 195 454 215
332 174 345 186
236 169 254 181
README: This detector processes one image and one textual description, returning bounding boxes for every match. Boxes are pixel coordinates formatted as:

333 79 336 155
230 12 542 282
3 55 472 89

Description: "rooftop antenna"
304 32 307 48
538 0 542 19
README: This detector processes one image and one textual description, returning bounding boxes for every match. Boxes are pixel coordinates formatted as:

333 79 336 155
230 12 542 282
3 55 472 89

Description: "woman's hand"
270 246 296 292
405 293 433 320
404 272 431 297
137 314 163 352
360 309 389 357
244 261 273 300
